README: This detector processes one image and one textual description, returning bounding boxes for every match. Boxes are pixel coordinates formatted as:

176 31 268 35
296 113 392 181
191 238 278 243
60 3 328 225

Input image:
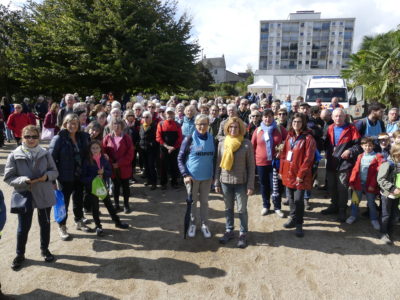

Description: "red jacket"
251 125 287 166
349 153 385 194
156 119 182 149
279 130 316 190
102 133 134 179
6 112 31 138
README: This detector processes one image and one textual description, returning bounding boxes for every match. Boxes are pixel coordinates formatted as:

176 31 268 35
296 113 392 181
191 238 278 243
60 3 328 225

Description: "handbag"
92 176 108 200
10 190 33 214
53 190 66 223
41 127 55 140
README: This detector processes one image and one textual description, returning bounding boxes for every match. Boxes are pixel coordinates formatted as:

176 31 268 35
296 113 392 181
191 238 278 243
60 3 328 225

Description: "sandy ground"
0 141 399 300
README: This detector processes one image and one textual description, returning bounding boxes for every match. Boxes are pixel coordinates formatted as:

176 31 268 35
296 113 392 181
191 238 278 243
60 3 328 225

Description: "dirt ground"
0 141 399 300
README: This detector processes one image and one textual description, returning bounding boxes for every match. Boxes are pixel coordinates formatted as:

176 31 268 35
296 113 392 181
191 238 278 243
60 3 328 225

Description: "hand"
247 189 253 196
393 188 400 195
341 150 351 159
98 168 104 175
296 177 303 184
112 163 118 168
37 174 48 182
215 187 221 194
278 174 282 180
104 154 109 160
183 176 192 184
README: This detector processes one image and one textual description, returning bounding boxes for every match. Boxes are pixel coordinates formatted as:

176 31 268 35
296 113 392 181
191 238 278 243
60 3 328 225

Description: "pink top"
93 153 102 169
113 136 123 151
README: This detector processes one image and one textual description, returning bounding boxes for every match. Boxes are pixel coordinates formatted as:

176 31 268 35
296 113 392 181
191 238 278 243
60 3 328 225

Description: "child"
377 143 400 244
392 130 400 145
81 140 128 236
377 133 391 160
347 137 385 230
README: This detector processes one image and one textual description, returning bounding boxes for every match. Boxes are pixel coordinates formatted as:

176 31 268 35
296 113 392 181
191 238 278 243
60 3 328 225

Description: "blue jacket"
81 156 112 189
182 117 195 137
48 129 90 182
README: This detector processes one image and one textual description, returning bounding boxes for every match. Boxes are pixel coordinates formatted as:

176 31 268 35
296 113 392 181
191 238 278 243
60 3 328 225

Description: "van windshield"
306 88 347 103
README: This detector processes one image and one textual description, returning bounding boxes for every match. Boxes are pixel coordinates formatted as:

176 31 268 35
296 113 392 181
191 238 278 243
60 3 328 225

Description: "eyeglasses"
196 123 208 126
250 115 259 118
24 135 39 140
15 107 22 110
278 113 287 116
148 106 155 108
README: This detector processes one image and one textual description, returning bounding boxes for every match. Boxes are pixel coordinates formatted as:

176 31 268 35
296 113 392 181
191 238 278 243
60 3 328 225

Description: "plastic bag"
92 176 108 200
54 190 66 223
41 127 55 140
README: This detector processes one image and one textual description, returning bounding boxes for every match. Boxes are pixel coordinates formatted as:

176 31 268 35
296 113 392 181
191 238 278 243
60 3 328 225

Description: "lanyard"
290 135 304 150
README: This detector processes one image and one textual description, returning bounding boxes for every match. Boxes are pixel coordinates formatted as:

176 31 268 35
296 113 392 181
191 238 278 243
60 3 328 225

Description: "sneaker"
261 208 268 216
41 249 55 262
321 206 338 215
124 207 132 214
96 228 104 237
371 220 380 231
237 234 247 248
58 225 70 241
346 216 357 224
11 255 25 271
201 224 212 238
381 234 392 245
275 209 285 218
295 224 304 238
115 222 129 229
187 224 196 238
76 221 92 232
81 217 91 225
304 198 311 211
283 218 296 228
219 231 234 244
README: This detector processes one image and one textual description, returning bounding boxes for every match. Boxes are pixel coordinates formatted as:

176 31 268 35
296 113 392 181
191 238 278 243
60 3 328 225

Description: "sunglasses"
278 113 287 116
144 116 151 119
24 135 39 140
250 115 259 117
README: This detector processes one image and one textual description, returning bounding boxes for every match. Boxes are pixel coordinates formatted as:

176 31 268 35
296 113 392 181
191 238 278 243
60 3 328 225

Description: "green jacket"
377 161 397 197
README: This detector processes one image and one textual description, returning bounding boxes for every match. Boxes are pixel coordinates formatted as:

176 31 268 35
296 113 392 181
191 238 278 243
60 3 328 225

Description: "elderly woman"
5 125 59 270
247 110 261 140
139 111 158 189
279 113 316 237
178 114 215 238
182 105 197 137
103 119 134 213
49 114 91 240
215 117 255 248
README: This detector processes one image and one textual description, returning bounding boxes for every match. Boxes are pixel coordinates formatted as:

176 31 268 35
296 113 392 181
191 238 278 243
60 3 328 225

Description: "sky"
2 0 399 73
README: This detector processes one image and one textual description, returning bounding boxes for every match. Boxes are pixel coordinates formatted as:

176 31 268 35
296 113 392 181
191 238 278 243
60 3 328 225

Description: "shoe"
115 222 129 229
131 176 137 183
275 209 285 218
346 216 357 224
41 249 55 262
237 234 247 248
282 200 289 206
58 225 70 241
115 206 123 213
304 199 311 211
96 227 104 236
187 224 196 238
219 231 234 244
161 185 167 190
76 221 93 232
295 224 304 238
283 218 296 228
150 184 156 190
381 234 392 245
261 208 268 216
81 217 91 225
321 206 338 215
124 207 132 214
201 224 211 238
371 220 380 231
11 255 25 271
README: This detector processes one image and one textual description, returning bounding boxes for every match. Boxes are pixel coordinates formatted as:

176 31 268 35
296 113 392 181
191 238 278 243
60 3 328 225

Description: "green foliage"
342 27 400 107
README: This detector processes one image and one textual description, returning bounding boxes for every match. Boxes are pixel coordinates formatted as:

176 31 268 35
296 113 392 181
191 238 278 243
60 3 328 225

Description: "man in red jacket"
322 108 362 222
156 107 183 189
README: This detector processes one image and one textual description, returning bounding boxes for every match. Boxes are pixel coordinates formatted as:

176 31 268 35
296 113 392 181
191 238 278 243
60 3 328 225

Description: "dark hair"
86 121 103 140
88 140 103 165
368 102 386 114
288 113 308 132
360 136 374 145
299 102 310 109
262 109 274 117
310 106 321 115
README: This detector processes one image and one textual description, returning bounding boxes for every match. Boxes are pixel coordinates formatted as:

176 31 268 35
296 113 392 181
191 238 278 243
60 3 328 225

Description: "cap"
165 107 175 113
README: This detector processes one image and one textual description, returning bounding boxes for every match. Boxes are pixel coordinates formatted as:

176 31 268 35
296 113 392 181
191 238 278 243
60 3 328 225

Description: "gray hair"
65 93 74 102
111 101 121 109
123 109 135 119
227 103 237 112
332 108 345 116
133 103 143 111
195 114 210 125
142 111 152 118
108 117 126 131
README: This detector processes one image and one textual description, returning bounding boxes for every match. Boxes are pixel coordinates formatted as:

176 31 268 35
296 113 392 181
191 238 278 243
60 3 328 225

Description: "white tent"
247 79 273 93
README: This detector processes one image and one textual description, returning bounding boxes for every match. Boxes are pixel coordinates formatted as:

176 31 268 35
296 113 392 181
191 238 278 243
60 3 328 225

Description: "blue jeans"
221 183 248 233
351 187 378 221
257 165 281 210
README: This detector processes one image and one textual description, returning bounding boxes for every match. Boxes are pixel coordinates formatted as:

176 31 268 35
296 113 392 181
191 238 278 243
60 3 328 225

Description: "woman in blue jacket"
178 114 215 238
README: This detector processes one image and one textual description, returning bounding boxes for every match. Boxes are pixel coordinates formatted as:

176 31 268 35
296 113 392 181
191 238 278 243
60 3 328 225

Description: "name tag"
286 151 293 162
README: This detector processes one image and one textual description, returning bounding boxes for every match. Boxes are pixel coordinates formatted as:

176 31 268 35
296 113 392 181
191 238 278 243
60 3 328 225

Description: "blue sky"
2 0 399 73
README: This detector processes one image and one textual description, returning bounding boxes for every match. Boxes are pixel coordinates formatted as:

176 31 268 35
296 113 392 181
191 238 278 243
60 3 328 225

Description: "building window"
339 32 343 35
276 60 279 64
300 32 304 36
330 41 334 45
300 23 304 27
298 61 302 64
214 70 218 74
331 32 335 35
306 51 310 55
269 61 272 64
276 51 280 55
329 60 333 64
307 42 311 45
337 51 341 54
338 41 342 45
332 22 336 25
305 60 309 65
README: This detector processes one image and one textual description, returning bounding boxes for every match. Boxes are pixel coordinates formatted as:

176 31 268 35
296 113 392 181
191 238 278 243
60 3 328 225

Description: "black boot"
284 217 296 228
295 224 304 238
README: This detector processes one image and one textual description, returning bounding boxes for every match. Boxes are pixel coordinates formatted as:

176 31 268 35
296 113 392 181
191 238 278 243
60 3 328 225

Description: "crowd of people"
0 92 399 276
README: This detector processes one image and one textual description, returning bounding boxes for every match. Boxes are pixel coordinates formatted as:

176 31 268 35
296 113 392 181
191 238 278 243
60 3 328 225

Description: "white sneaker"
346 216 357 224
58 225 70 241
371 220 380 231
187 224 196 238
275 209 285 218
261 208 268 216
201 224 212 238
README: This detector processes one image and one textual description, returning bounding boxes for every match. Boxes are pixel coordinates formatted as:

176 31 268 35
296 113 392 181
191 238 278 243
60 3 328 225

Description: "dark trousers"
160 148 179 186
257 165 281 210
143 148 158 185
86 193 120 228
15 137 22 146
17 207 52 256
381 195 399 234
58 179 84 225
287 187 305 224
133 147 144 172
326 169 350 214
112 177 130 209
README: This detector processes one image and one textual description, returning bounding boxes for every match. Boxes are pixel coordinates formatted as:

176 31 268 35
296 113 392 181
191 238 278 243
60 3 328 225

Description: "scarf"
143 122 150 131
21 143 42 161
195 130 208 141
260 120 277 161
220 134 244 171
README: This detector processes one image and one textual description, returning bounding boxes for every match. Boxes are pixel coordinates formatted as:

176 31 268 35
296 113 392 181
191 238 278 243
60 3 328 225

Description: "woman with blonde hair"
215 117 255 248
